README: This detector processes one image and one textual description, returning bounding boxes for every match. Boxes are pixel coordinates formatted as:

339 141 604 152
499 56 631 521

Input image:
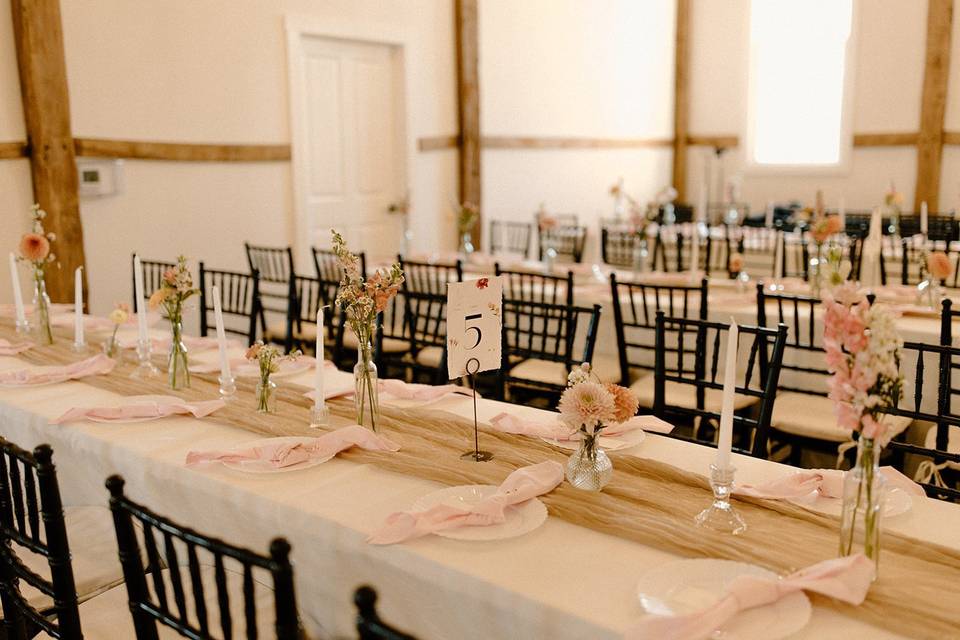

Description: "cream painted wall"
0 5 34 308
479 0 676 263
55 0 458 314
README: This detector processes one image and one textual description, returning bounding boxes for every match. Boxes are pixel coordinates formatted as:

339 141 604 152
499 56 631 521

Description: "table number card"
446 276 503 380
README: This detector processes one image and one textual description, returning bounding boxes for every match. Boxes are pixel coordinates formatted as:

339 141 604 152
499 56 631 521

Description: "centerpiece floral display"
559 363 640 491
17 204 58 345
916 249 953 309
883 183 904 236
332 229 404 432
148 255 198 390
808 212 844 296
245 341 300 413
824 284 903 569
454 201 479 256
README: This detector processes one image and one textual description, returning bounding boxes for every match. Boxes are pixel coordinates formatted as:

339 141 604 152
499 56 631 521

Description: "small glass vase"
808 243 824 297
632 237 649 274
917 277 942 309
255 376 277 413
167 319 190 390
103 331 120 359
354 341 380 432
566 431 613 491
32 273 53 346
458 232 475 259
839 437 884 574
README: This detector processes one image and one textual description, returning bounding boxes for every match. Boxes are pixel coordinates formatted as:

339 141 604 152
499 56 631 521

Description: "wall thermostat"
77 159 124 198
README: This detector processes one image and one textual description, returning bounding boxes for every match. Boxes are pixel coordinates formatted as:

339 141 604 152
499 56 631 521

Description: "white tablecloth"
1 346 957 639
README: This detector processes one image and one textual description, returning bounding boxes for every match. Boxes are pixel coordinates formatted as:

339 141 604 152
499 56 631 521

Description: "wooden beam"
11 0 85 302
915 0 953 212
455 0 481 247
671 0 691 202
74 138 290 162
944 131 960 145
483 136 672 150
686 134 738 148
0 141 29 159
853 132 920 147
417 135 460 152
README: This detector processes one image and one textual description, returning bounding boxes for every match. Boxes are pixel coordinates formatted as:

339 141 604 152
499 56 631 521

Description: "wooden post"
11 0 86 302
915 0 953 213
455 0 481 247
671 0 691 204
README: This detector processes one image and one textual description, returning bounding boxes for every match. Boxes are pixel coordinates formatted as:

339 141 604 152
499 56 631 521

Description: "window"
747 0 855 169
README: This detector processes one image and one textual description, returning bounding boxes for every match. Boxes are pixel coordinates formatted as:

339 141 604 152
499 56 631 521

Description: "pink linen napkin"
54 396 225 424
735 466 925 503
367 461 563 545
184 424 400 468
379 379 473 402
0 339 33 356
626 554 875 640
488 412 673 441
0 354 115 387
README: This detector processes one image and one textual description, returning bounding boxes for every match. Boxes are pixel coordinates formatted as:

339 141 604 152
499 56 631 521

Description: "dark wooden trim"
943 131 960 145
73 138 291 162
417 135 459 152
916 0 953 211
853 132 920 147
671 0 691 202
483 136 672 150
0 141 29 159
686 134 739 148
11 0 86 302
455 0 481 247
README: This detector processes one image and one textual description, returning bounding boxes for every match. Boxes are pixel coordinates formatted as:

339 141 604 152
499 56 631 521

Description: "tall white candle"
838 197 846 230
921 201 929 235
716 320 738 469
764 201 774 228
74 267 84 345
314 307 325 408
133 255 148 342
212 285 232 381
773 231 784 280
9 253 25 326
689 225 700 274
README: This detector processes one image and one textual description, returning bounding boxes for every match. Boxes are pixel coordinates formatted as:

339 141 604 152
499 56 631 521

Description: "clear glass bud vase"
255 376 277 413
808 243 824 298
839 437 884 574
354 341 380 432
459 232 475 260
566 431 613 491
167 320 190 390
32 274 53 345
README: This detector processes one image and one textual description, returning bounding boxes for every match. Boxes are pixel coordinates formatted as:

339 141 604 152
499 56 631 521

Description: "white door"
289 35 405 265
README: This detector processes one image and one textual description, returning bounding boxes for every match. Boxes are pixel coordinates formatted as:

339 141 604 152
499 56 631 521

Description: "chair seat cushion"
770 391 913 443
14 506 126 611
36 566 277 640
342 331 408 354
264 319 315 345
509 356 621 388
631 375 758 412
924 424 960 470
409 345 444 368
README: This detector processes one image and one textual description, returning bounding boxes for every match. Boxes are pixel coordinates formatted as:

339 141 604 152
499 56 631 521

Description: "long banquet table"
2 324 959 639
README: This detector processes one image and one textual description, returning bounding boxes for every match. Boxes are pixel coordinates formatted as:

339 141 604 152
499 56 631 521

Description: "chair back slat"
106 475 301 639
489 221 532 258
755 285 829 395
199 263 262 347
131 254 176 308
496 264 573 306
538 224 587 263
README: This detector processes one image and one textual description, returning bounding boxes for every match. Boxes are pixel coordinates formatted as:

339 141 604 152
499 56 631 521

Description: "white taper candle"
9 253 25 326
921 201 928 235
838 197 846 230
314 307 325 409
212 285 231 381
773 231 783 280
716 319 738 469
74 267 84 345
133 255 148 342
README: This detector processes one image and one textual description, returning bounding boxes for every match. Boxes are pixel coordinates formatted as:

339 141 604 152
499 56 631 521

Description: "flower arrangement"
810 215 843 244
245 341 301 413
148 255 199 389
332 229 404 430
728 252 744 275
824 283 903 566
455 201 479 236
104 303 130 358
17 204 58 344
559 363 640 490
883 183 903 235
927 251 953 281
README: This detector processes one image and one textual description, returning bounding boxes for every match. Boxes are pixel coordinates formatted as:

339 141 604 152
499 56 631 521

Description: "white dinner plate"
791 485 913 519
541 427 646 452
635 559 811 640
410 485 548 542
220 436 325 474
233 358 314 380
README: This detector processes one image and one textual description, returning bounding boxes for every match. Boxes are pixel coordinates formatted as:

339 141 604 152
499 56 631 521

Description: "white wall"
0 5 35 307
479 0 676 263
55 0 457 313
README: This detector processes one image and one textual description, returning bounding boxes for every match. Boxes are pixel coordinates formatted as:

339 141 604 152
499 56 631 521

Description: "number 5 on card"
446 276 503 379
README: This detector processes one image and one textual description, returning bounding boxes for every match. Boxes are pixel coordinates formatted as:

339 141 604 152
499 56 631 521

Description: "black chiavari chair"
780 232 810 280
898 212 957 240
279 275 329 357
652 312 788 457
610 275 708 390
675 232 729 275
244 243 296 336
499 300 602 403
537 225 587 263
601 228 642 268
354 586 418 640
398 258 462 383
650 225 681 272
105 475 301 639
735 227 778 276
489 221 532 259
198 264 261 347
131 254 175 308
495 264 573 307
0 441 82 640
